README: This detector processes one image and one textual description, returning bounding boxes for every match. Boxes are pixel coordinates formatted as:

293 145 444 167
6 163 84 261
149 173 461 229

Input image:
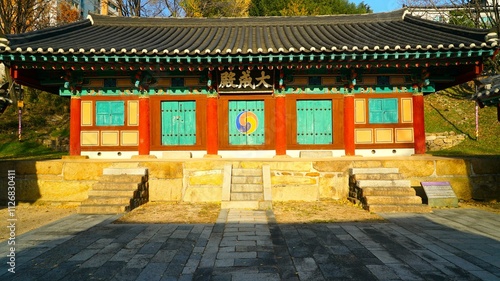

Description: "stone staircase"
221 165 272 210
78 168 149 214
349 168 431 213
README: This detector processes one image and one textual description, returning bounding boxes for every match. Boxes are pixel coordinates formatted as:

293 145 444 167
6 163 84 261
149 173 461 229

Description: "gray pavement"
1 208 500 280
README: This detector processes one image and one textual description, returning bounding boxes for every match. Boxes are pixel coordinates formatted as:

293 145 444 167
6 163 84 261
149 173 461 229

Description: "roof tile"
2 9 497 57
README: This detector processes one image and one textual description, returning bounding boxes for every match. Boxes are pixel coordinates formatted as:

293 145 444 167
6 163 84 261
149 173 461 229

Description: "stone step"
98 175 146 183
352 173 403 181
356 180 411 189
103 168 148 176
360 187 416 197
350 168 399 175
78 204 129 214
92 182 142 191
88 189 137 197
82 196 132 205
231 184 263 192
221 201 272 210
231 176 263 184
366 204 432 213
364 196 423 205
231 192 264 201
232 168 261 177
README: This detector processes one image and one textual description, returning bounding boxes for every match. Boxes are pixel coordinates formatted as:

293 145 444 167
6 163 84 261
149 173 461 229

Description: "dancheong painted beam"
0 9 497 159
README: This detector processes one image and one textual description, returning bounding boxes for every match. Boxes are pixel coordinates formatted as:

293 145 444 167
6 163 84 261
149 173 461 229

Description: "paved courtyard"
1 208 500 280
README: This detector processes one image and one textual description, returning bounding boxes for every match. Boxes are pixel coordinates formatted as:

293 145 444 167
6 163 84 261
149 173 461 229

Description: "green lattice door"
161 101 196 145
229 100 265 145
296 100 333 144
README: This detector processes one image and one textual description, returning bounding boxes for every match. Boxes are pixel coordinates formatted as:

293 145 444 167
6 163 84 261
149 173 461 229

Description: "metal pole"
475 103 479 140
16 84 23 141
18 106 21 141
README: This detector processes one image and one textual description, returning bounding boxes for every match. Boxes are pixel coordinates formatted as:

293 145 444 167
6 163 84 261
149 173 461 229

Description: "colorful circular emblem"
236 111 258 134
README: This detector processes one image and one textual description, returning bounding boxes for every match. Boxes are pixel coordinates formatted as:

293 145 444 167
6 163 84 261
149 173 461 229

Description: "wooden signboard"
420 181 458 208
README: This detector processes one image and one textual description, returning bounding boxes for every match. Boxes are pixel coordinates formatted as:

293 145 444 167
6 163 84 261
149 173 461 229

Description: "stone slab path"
1 208 499 280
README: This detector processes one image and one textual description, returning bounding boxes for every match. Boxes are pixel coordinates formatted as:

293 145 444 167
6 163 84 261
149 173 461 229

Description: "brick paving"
1 208 500 280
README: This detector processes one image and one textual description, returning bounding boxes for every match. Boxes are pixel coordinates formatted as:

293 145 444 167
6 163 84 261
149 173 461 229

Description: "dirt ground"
1 200 499 242
0 202 77 242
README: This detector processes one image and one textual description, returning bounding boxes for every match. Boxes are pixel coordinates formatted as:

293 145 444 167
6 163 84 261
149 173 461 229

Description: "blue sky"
351 0 402 13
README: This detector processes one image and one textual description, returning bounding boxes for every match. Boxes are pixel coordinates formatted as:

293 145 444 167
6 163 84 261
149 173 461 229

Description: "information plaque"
420 181 458 208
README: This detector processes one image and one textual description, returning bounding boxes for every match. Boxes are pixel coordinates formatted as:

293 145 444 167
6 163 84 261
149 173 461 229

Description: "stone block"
189 172 223 186
383 160 434 177
139 162 183 179
183 186 222 202
7 179 92 202
469 158 500 175
312 161 352 173
272 185 319 201
318 176 348 200
352 160 383 168
103 168 147 176
239 162 264 169
149 179 183 201
436 159 468 176
36 161 64 176
470 175 500 201
0 178 40 202
268 162 312 172
0 162 16 177
38 180 93 202
271 175 317 186
14 161 64 175
183 161 227 171
63 162 112 181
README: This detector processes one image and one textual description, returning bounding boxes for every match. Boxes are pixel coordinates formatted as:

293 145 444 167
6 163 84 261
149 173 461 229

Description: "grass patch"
115 202 221 224
272 200 384 223
0 134 67 160
424 84 500 156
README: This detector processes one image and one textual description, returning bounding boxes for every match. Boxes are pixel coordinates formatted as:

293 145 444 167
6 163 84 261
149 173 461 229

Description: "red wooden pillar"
413 92 426 154
344 94 355 156
69 96 81 156
206 96 218 155
275 95 287 155
138 96 150 155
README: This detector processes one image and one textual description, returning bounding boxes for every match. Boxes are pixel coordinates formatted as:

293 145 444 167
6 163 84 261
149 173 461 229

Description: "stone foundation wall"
1 156 499 204
426 131 466 151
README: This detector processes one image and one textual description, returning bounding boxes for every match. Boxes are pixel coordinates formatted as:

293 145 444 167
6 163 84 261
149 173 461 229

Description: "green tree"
250 0 372 16
181 0 251 17
249 0 287 16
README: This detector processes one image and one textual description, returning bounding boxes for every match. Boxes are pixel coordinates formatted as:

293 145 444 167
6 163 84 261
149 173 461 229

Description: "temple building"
0 9 498 159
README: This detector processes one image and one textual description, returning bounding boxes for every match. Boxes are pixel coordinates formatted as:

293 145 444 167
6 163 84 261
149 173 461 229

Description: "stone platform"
2 208 500 280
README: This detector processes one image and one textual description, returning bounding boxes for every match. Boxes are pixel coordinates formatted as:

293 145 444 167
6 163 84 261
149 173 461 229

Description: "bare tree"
401 0 498 30
401 0 499 73
0 0 57 101
164 0 184 17
0 0 54 35
112 0 168 17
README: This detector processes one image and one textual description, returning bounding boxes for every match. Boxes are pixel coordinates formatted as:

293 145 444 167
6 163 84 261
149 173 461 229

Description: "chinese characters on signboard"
218 69 274 92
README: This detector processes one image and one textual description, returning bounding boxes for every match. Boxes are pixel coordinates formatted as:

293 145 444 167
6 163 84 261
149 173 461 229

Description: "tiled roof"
1 9 498 57
473 75 500 107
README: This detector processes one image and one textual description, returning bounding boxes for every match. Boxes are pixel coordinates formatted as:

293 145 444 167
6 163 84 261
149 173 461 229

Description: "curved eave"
0 48 496 66
1 41 498 57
